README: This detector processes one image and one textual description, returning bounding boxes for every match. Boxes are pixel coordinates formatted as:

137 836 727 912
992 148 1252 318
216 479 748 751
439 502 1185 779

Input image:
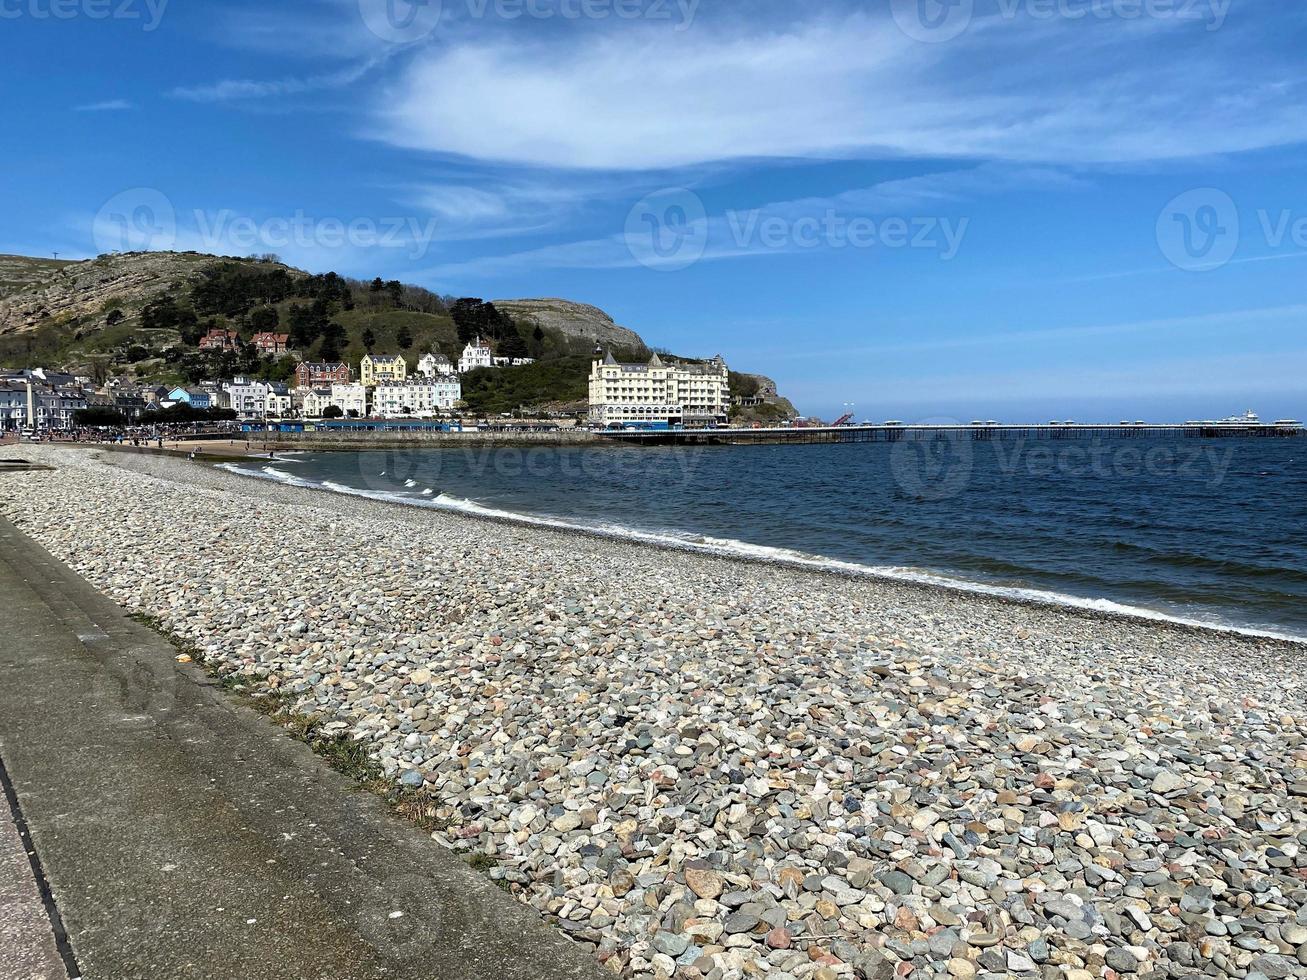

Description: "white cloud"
74 100 136 112
171 56 387 103
373 10 1307 169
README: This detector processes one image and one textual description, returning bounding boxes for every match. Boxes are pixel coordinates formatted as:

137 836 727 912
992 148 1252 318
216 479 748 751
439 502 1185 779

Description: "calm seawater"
227 435 1307 639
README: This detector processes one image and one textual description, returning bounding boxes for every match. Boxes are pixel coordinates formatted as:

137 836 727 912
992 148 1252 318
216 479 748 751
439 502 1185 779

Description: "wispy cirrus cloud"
170 55 387 103
428 164 1074 279
74 99 137 112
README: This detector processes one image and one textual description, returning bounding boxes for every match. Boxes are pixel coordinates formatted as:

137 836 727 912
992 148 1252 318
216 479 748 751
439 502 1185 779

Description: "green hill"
0 250 798 416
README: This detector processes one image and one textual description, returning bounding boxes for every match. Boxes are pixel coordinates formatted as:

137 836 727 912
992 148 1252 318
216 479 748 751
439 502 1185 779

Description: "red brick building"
198 327 240 351
295 361 352 389
252 332 291 356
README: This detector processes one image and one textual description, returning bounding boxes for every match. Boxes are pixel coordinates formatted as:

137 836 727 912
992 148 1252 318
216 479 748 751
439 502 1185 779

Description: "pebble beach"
2 445 1305 980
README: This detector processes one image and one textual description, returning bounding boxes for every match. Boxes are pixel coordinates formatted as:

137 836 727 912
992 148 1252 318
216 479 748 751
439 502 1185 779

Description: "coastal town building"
360 354 407 387
198 327 240 352
164 386 213 410
0 377 87 431
458 338 494 373
493 356 537 368
298 388 333 419
298 382 369 419
329 383 368 418
265 383 292 417
587 350 731 427
252 332 290 356
223 377 289 417
373 379 462 418
295 361 351 389
112 390 147 419
417 352 455 377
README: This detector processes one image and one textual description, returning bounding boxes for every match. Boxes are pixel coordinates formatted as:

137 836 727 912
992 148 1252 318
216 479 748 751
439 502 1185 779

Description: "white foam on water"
219 464 1306 644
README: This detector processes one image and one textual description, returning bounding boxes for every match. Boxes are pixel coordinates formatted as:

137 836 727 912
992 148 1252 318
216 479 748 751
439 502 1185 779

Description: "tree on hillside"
451 298 517 345
286 304 318 349
396 324 414 350
451 297 488 344
370 277 385 293
248 305 279 332
498 331 528 359
106 308 125 327
385 280 403 307
319 320 347 363
361 327 376 352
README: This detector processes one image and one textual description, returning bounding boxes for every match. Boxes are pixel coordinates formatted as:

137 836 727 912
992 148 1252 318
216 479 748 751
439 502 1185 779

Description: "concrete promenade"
0 513 607 980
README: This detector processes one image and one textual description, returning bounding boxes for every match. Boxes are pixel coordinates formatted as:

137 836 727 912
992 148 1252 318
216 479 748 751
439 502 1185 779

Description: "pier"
600 422 1306 447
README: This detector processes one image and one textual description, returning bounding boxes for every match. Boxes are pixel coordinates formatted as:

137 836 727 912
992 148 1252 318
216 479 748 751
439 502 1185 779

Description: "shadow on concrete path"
0 514 608 980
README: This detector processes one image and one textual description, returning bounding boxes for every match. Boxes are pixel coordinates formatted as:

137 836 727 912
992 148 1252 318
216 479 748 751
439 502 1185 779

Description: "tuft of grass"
128 608 455 836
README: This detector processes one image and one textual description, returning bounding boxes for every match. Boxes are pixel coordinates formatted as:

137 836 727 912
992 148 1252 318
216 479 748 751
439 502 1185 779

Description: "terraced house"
373 379 462 418
295 361 352 389
360 354 407 387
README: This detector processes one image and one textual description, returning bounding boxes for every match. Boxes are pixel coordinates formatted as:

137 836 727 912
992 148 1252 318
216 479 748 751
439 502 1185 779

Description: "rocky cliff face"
0 251 221 335
492 298 647 354
0 255 75 300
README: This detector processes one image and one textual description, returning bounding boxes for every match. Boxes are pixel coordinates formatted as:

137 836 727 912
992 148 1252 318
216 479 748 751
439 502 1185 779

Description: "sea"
222 435 1307 641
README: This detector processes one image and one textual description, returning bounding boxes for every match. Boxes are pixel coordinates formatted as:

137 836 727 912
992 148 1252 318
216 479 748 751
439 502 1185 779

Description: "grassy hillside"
459 356 593 414
318 308 459 365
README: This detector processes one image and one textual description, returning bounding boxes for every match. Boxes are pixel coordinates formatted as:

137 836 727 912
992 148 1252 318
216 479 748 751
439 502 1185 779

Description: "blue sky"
2 0 1305 420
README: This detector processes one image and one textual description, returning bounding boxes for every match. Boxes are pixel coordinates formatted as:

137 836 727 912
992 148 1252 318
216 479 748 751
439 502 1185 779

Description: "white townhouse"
298 387 333 419
587 351 731 427
492 356 536 367
224 378 291 417
418 352 456 377
222 377 268 417
331 383 369 418
458 337 494 373
298 382 370 419
373 379 462 418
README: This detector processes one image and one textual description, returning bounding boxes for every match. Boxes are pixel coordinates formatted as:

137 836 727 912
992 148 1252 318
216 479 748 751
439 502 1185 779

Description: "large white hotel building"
587 350 731 427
